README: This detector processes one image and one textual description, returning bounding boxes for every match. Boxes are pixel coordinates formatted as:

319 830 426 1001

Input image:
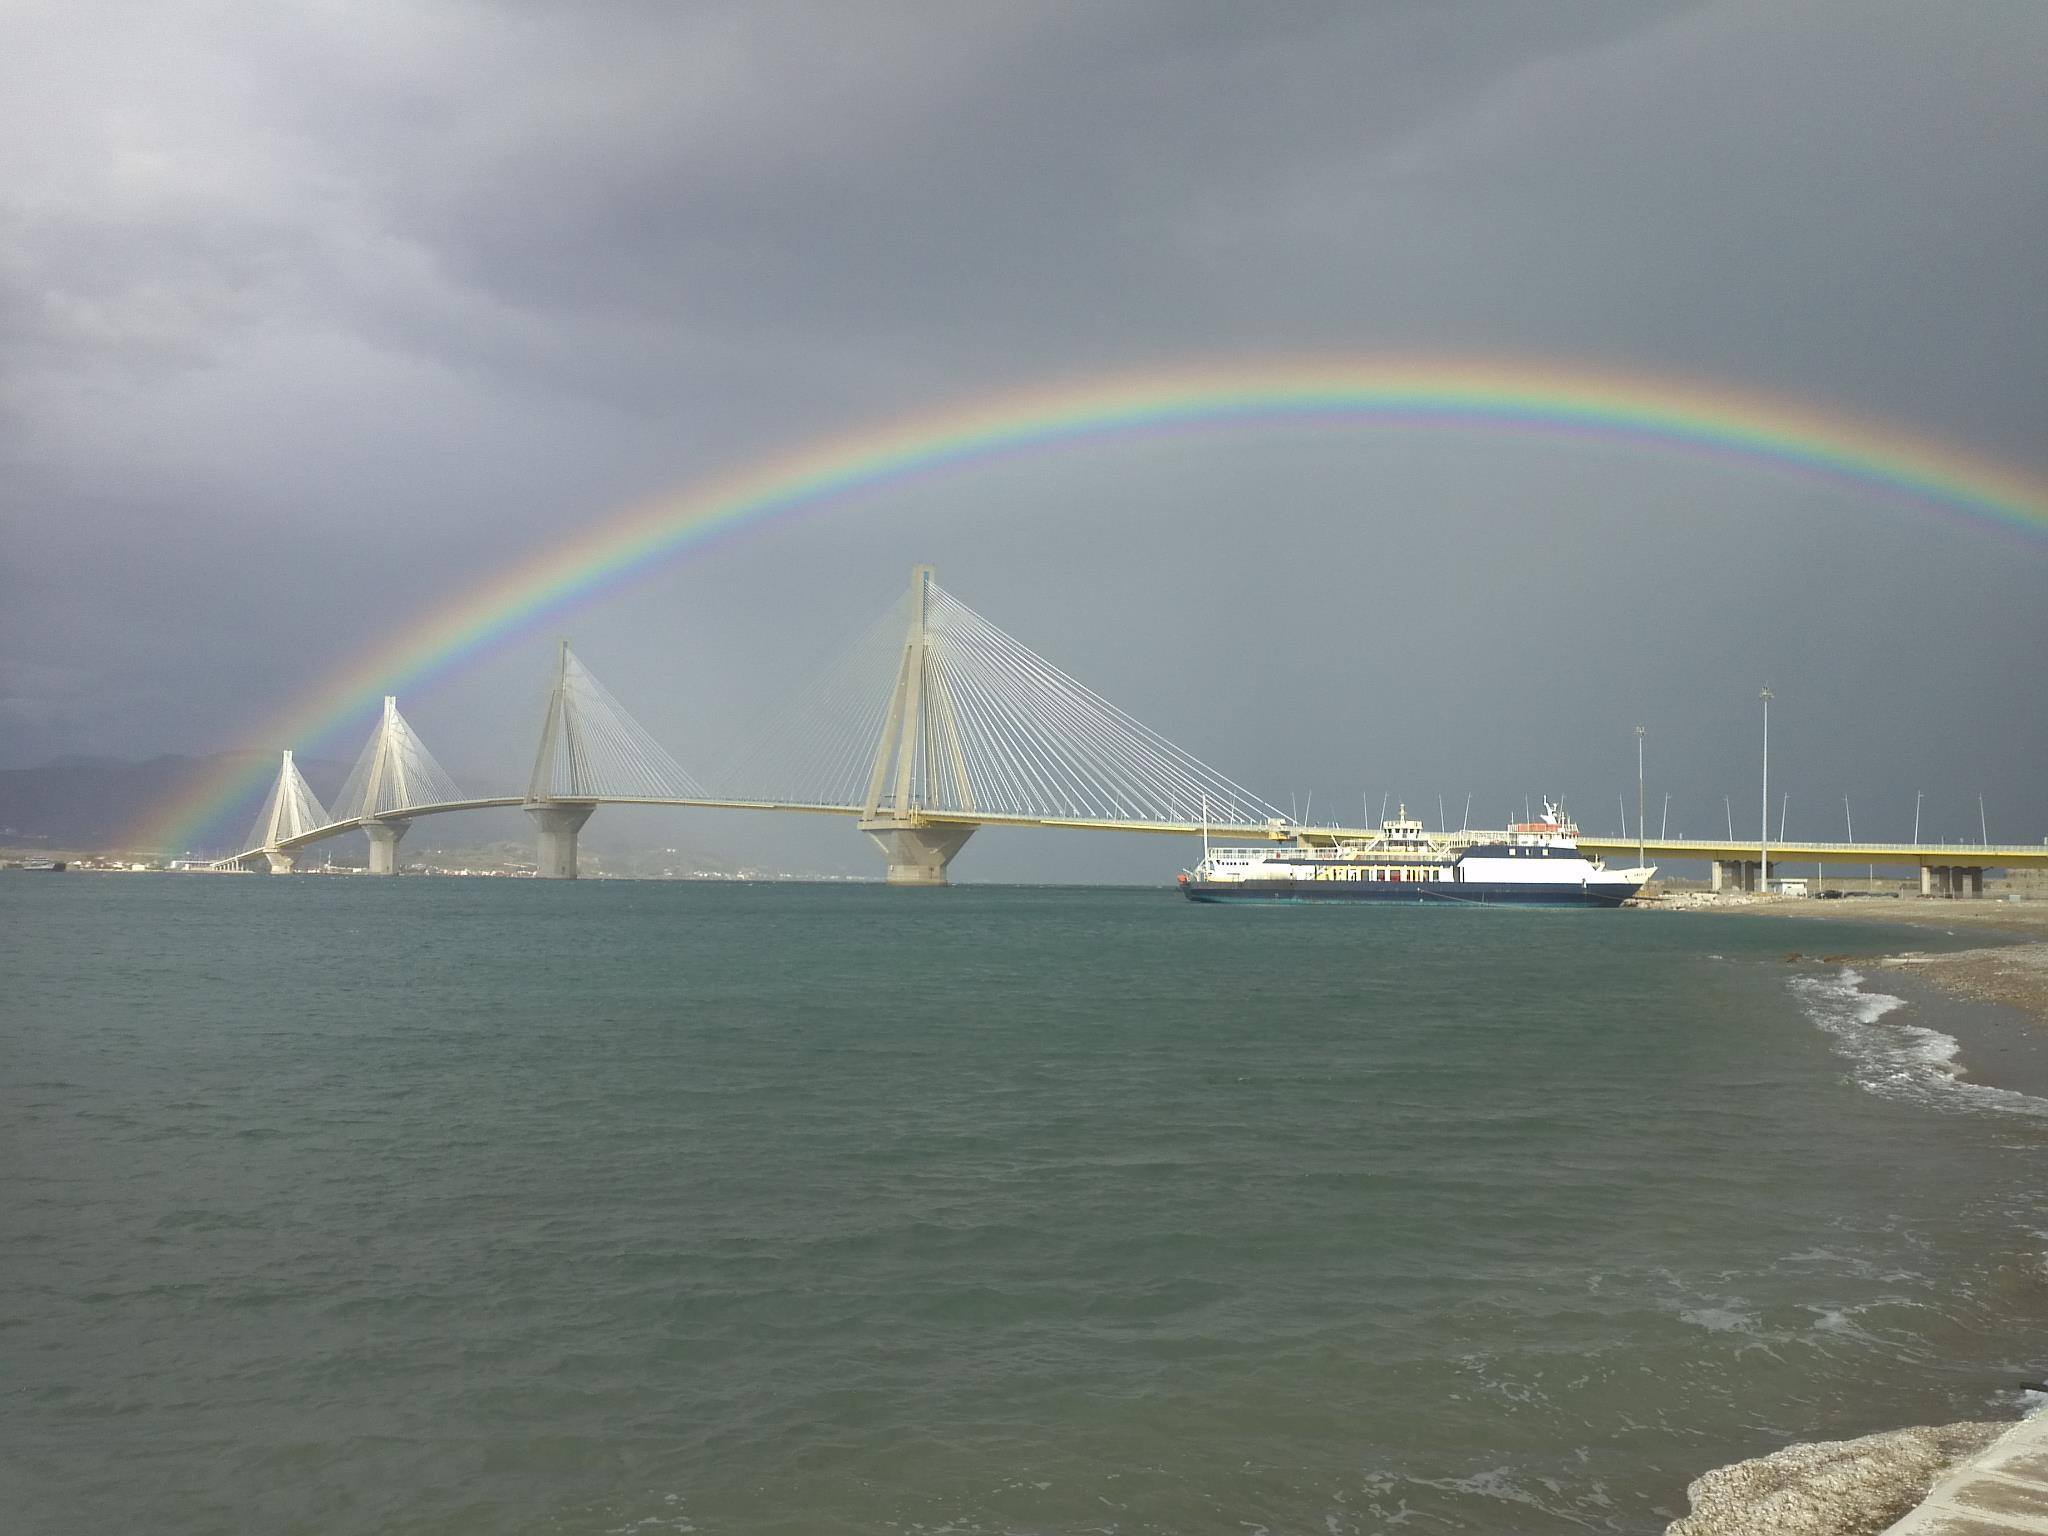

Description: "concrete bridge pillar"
1717 860 1767 893
1920 865 1961 898
365 819 408 876
1712 859 1758 892
859 818 975 886
528 802 595 879
1967 867 1985 899
262 850 295 875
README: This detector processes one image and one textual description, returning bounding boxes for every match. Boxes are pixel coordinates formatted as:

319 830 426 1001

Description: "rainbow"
132 356 2048 853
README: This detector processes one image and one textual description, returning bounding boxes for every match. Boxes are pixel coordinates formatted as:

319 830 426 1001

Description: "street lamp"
1636 724 1646 871
1848 793 1872 889
1759 686 1772 893
1913 790 1922 846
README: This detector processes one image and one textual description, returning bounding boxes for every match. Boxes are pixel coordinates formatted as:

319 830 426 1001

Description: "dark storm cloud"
2 1 2043 871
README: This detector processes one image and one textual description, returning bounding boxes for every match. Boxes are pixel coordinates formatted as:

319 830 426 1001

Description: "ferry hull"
1181 880 1639 908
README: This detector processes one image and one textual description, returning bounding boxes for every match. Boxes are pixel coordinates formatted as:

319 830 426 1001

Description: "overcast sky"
4 0 2044 876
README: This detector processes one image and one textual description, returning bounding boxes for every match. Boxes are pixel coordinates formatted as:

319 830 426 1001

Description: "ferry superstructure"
1179 802 1652 907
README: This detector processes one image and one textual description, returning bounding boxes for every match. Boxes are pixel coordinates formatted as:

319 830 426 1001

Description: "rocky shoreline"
1665 1422 2007 1536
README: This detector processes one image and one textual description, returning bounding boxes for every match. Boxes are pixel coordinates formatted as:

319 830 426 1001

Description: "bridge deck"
1573 835 2048 869
219 796 2048 871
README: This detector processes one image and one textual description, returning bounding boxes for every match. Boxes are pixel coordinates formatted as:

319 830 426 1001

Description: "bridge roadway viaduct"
1569 835 2048 896
246 799 2048 892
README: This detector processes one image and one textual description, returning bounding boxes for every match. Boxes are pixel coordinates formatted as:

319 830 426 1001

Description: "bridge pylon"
523 639 702 878
248 749 329 874
858 565 976 885
525 639 596 879
332 695 465 875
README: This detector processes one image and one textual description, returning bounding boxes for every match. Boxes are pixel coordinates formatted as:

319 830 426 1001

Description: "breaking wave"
1790 966 2048 1118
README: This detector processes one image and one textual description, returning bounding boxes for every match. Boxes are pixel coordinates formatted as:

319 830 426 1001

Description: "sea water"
6 876 2046 1534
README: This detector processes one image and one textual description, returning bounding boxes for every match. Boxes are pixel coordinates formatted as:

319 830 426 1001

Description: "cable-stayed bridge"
217 567 1291 883
215 566 2047 888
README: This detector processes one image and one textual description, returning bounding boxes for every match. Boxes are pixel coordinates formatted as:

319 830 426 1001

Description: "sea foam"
1790 966 2048 1118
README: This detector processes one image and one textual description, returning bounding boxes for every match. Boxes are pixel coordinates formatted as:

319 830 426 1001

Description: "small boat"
19 858 66 872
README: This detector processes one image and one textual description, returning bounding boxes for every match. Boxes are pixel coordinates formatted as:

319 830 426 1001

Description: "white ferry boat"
1179 802 1652 908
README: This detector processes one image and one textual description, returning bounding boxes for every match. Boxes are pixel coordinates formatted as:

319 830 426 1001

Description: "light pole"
1759 686 1772 893
1980 794 1989 847
1913 790 1922 846
1636 725 1646 871
1661 792 1670 839
1848 793 1871 889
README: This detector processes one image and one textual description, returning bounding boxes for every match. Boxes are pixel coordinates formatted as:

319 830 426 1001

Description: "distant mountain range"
0 752 329 852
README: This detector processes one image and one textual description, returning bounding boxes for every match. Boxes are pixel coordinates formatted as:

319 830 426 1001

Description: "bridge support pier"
528 802 594 879
1922 865 1956 898
1918 865 1987 898
1713 860 1768 893
262 850 295 875
860 819 974 886
365 819 408 876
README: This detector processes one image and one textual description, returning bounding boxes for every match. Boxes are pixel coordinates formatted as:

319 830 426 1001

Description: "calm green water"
6 876 2046 1535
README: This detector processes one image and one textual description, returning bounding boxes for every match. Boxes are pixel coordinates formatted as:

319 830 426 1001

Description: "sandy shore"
1660 895 2048 1030
1714 894 2048 940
